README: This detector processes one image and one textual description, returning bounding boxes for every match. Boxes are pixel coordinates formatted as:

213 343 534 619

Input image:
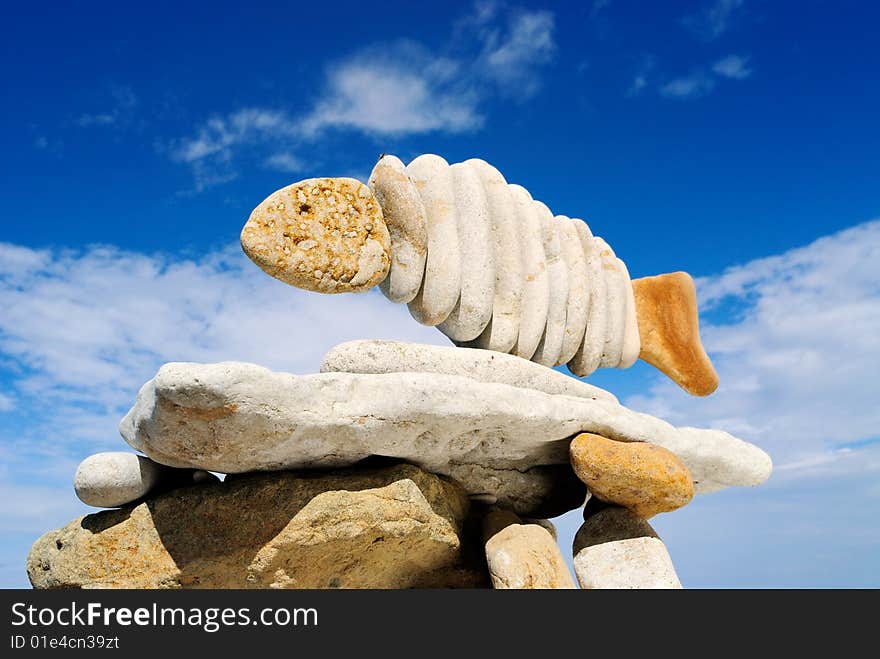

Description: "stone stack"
28 340 771 589
28 156 773 588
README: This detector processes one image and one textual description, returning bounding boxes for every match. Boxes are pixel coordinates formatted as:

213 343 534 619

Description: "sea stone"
509 184 549 360
73 452 216 508
437 161 496 341
569 223 606 377
595 237 626 369
74 452 161 508
556 217 590 365
407 154 461 326
618 258 641 368
120 362 771 516
240 177 390 294
320 339 618 404
632 271 719 396
572 506 681 589
569 433 694 518
28 464 487 589
368 155 428 303
461 159 522 353
485 523 576 589
531 202 569 367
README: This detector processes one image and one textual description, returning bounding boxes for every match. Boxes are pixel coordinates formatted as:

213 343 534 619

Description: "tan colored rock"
240 177 390 294
485 523 576 589
569 433 694 518
632 271 718 396
28 464 486 589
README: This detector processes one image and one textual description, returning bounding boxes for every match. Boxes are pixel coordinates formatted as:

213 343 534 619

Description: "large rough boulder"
28 464 487 589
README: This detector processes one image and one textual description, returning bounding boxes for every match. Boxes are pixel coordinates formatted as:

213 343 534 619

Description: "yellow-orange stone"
569 433 694 519
241 177 391 294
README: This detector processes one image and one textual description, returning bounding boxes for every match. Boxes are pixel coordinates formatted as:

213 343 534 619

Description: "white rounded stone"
595 237 626 369
73 452 163 508
568 227 607 377
531 202 569 367
437 162 496 342
320 339 618 403
368 155 428 304
556 217 590 365
460 159 523 353
573 537 682 589
508 184 549 360
406 154 461 326
617 257 641 368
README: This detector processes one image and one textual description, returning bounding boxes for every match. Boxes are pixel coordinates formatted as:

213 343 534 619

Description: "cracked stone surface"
120 361 771 516
29 464 488 589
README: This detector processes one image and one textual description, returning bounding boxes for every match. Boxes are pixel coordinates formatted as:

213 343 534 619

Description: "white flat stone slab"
121 361 772 515
321 339 618 403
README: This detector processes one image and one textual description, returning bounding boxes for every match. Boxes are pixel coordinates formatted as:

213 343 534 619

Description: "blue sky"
1 0 878 587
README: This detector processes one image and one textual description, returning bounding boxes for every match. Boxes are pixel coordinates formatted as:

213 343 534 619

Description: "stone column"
573 502 682 589
483 509 576 589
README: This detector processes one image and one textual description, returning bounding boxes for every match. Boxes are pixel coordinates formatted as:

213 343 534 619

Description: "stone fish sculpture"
240 154 718 396
27 153 773 590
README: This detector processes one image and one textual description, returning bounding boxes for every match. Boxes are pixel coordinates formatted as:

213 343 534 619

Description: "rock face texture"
240 177 390 294
28 465 486 589
485 522 576 589
569 433 694 518
120 361 770 517
572 505 682 589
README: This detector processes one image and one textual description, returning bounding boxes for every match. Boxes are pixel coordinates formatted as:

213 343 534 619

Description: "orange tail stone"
632 272 719 396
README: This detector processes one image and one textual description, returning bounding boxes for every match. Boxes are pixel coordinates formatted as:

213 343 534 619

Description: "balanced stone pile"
27 154 773 589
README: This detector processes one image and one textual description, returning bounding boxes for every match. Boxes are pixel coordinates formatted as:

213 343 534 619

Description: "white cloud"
299 43 482 138
0 393 13 412
683 0 745 41
171 109 299 163
478 10 556 95
264 152 305 173
713 54 752 79
659 72 716 99
0 242 443 419
627 219 880 476
170 3 556 191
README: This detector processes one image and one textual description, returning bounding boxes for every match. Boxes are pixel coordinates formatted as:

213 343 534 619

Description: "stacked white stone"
29 340 772 589
368 155 640 377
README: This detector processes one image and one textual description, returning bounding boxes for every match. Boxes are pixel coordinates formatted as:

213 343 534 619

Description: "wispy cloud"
478 9 556 95
298 42 481 138
682 0 745 41
169 3 556 192
659 72 716 99
264 152 304 173
627 55 657 97
712 54 752 79
659 54 753 100
75 85 138 128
